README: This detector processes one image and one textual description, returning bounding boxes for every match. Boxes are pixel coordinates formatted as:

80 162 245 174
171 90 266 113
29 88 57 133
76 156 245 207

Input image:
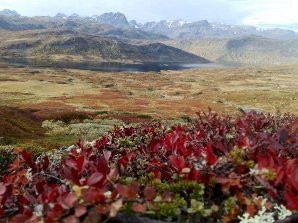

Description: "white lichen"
238 198 292 223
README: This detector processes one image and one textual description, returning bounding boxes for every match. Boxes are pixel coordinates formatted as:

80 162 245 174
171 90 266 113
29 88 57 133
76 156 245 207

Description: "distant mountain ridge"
94 12 129 28
0 9 297 40
166 36 298 66
0 29 209 64
0 9 298 66
0 10 169 42
0 9 20 17
141 20 298 40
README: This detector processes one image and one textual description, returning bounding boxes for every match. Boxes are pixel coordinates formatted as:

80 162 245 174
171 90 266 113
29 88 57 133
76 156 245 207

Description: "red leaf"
65 158 77 169
13 147 23 153
115 184 136 201
285 191 298 210
286 159 298 191
257 154 276 169
275 167 285 186
0 184 6 195
63 215 77 223
217 173 242 193
97 157 109 176
60 193 78 208
149 139 162 153
108 168 119 181
162 192 174 202
164 132 179 151
21 150 37 171
169 155 185 171
48 204 64 220
42 156 50 170
144 186 157 201
9 159 20 171
118 152 135 169
76 155 85 172
82 187 105 203
132 204 146 213
63 168 80 185
190 169 201 181
153 170 161 179
75 206 87 218
103 151 112 162
206 142 217 165
19 195 29 205
115 184 127 197
22 209 34 220
246 205 257 217
119 156 129 168
86 172 103 186
238 136 250 148
127 182 139 199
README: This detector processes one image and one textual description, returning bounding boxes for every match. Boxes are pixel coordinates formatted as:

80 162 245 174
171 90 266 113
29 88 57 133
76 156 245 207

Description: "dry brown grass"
0 64 297 121
1 64 297 147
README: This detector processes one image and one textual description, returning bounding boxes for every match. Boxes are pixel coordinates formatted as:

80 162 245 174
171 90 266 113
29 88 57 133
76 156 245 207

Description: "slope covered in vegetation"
0 110 297 222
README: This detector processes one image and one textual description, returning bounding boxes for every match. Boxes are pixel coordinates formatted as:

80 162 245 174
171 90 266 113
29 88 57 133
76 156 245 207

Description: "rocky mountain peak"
68 13 80 19
129 20 142 29
96 12 129 28
0 9 20 17
55 13 68 19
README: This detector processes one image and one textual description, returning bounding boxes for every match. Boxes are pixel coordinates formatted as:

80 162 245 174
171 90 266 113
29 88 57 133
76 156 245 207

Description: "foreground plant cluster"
0 111 297 222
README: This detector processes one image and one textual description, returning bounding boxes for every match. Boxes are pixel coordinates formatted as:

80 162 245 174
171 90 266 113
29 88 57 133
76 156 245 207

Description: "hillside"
1 9 298 66
141 20 298 40
166 36 298 65
1 9 297 41
0 29 209 64
0 107 43 145
0 11 168 42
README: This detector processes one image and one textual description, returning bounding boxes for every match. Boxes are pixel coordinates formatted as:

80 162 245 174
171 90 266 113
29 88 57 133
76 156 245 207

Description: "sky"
0 0 297 31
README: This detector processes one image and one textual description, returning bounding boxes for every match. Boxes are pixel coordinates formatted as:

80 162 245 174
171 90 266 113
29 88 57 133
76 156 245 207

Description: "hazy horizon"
0 0 298 31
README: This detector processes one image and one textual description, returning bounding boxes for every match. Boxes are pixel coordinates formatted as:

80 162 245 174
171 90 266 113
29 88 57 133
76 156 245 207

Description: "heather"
0 110 297 222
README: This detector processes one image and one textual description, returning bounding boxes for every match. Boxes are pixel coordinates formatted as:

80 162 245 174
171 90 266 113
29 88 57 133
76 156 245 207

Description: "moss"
229 147 245 166
136 113 153 119
0 146 16 176
96 110 109 115
153 180 205 196
154 202 181 218
179 115 193 123
51 111 93 123
224 196 237 214
18 134 77 151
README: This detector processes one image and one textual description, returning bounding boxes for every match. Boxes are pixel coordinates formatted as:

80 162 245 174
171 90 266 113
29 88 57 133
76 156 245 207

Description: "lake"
0 58 224 72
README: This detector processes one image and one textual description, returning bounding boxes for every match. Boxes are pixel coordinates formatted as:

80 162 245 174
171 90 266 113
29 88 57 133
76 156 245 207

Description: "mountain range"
0 29 208 64
166 37 298 66
1 10 297 40
0 9 298 66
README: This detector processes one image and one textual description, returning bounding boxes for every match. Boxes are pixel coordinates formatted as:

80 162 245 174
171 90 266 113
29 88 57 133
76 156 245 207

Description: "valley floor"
0 64 297 147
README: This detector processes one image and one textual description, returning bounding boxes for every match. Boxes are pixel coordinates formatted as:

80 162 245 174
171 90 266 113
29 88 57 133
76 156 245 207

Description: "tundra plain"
0 64 297 148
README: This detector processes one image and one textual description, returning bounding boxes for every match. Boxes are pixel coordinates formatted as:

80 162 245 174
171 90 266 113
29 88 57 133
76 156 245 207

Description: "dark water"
0 58 223 72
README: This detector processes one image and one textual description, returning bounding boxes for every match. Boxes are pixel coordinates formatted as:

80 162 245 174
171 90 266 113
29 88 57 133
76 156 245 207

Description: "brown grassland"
0 64 297 148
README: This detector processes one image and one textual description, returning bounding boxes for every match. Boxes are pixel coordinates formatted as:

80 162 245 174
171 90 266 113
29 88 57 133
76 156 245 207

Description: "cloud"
223 0 298 27
0 0 297 30
0 0 243 23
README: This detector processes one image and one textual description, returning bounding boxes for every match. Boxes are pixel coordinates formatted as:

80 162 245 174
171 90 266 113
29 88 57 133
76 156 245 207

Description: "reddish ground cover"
0 111 297 222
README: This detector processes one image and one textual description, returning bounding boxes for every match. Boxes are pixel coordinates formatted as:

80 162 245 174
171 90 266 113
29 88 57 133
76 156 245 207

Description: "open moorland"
0 64 297 148
1 8 298 223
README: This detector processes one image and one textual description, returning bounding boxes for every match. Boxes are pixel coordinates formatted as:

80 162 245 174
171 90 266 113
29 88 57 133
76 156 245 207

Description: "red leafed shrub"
0 110 297 222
